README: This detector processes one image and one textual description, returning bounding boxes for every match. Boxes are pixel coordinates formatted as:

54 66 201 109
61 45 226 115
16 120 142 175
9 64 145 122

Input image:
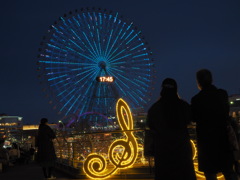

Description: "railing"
54 129 155 178
53 126 227 180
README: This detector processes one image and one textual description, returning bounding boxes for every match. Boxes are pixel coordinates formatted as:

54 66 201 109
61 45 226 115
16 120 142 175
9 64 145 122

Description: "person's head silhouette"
196 69 213 90
160 78 178 98
40 118 48 125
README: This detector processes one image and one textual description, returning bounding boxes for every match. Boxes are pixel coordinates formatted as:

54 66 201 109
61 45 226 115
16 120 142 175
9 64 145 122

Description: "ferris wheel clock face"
37 8 155 118
96 76 115 83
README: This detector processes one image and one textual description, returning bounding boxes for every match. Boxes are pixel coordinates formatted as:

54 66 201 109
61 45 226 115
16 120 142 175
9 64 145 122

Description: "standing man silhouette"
191 69 237 180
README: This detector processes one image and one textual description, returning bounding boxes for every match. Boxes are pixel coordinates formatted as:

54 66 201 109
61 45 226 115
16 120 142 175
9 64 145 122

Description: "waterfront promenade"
0 161 231 180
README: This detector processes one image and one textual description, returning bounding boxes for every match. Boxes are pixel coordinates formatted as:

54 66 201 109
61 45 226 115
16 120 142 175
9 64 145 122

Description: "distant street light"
58 120 65 131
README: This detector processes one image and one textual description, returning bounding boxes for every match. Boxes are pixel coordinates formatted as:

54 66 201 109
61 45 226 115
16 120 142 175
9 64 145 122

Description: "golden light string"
83 98 139 179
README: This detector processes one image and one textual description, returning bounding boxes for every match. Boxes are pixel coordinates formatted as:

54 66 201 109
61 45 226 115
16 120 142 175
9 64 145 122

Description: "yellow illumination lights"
191 140 223 179
83 98 138 179
82 98 223 179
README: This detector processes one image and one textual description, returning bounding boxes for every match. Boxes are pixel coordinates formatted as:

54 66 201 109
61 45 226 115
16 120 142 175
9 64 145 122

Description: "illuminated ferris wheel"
37 8 155 129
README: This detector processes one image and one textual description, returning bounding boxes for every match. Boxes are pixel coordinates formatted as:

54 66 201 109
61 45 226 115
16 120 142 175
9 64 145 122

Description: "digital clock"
96 76 115 82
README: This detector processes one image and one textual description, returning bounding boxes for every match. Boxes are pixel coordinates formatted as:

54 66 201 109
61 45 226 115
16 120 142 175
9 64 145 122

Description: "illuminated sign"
83 98 138 179
96 76 115 83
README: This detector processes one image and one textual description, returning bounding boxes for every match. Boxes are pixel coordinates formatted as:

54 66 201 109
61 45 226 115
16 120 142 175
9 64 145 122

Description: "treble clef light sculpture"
83 98 138 179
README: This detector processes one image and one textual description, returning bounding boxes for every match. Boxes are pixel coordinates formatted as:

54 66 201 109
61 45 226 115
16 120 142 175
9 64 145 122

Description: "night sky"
1 0 240 124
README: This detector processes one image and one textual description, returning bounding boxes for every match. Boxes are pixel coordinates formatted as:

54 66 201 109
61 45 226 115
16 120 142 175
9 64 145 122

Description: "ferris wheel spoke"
107 48 126 62
46 43 67 52
105 33 121 59
48 36 95 61
133 53 148 59
75 70 99 85
119 26 128 39
97 13 108 57
133 89 147 103
108 67 124 74
114 71 142 90
114 82 126 96
76 16 101 59
51 24 89 54
104 15 124 58
109 52 132 63
55 83 73 97
81 13 100 56
65 46 97 62
107 30 133 60
130 43 144 52
123 29 134 42
66 93 83 115
70 63 96 70
123 31 142 49
127 91 140 105
62 84 87 115
81 32 99 57
92 40 101 57
76 67 98 78
59 89 77 112
69 29 98 59
134 78 150 88
73 81 96 113
126 32 141 45
105 33 123 59
136 89 148 99
68 39 85 52
112 72 130 89
47 73 69 81
50 79 71 91
59 87 76 103
72 16 81 27
96 28 104 57
87 13 103 57
47 74 67 81
103 29 113 57
101 14 113 57
117 27 133 47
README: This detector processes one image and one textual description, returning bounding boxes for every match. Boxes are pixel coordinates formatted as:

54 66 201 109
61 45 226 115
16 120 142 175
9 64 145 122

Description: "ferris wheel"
37 8 155 129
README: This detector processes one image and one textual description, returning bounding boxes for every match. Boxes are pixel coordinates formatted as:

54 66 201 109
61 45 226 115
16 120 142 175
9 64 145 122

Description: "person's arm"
47 126 56 139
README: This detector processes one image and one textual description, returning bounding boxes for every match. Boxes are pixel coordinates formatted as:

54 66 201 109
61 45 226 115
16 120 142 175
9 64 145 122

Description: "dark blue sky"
1 0 240 124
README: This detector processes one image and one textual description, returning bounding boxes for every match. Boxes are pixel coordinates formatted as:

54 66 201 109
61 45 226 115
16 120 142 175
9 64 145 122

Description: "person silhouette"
147 78 196 180
36 118 56 179
191 69 238 180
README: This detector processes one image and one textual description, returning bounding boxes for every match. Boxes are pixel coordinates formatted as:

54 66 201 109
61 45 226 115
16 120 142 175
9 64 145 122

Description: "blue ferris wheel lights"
126 33 139 45
131 67 140 69
124 29 134 41
130 43 143 51
48 74 67 81
110 53 132 62
114 12 118 23
132 53 148 58
127 91 139 105
38 10 155 117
